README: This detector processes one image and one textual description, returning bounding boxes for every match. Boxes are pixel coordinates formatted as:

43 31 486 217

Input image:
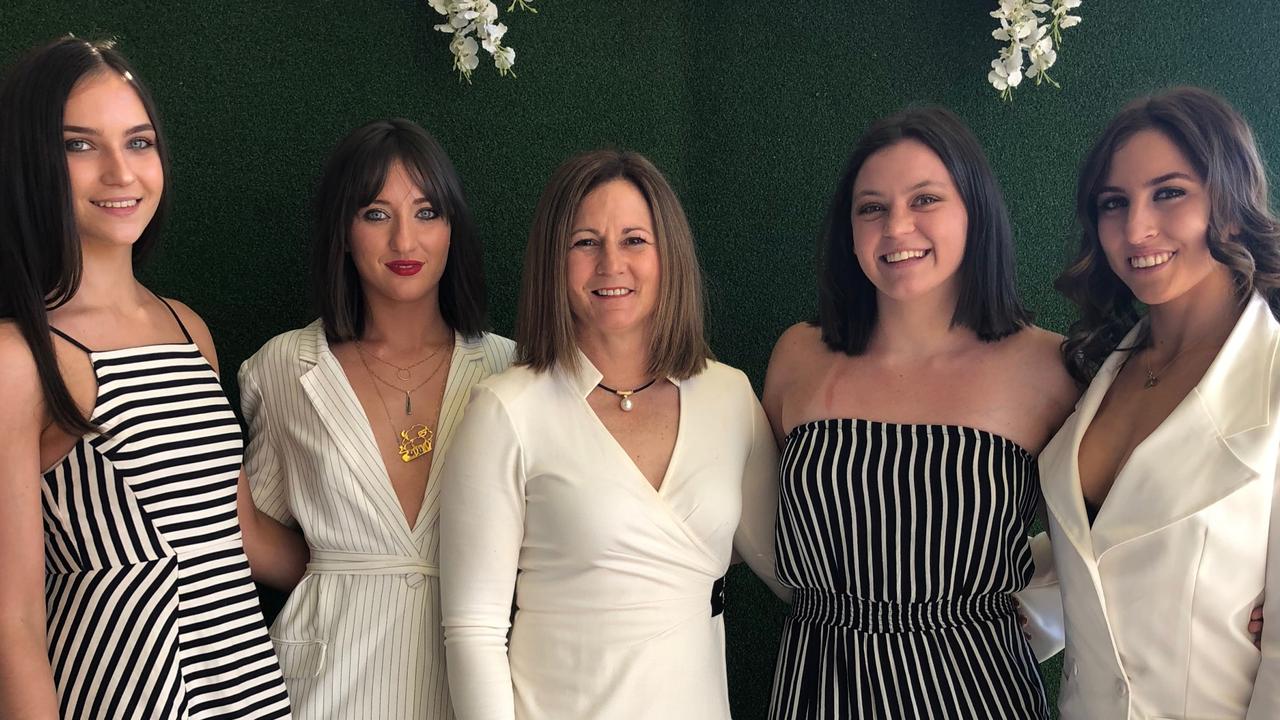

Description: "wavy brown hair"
515 150 710 379
1057 86 1280 384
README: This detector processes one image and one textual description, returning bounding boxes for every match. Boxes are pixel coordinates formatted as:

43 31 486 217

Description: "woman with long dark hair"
0 38 291 718
239 118 513 719
1043 86 1279 718
762 107 1076 719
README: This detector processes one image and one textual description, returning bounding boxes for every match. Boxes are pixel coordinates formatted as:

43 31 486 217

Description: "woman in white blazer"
239 119 514 719
1041 87 1279 719
438 150 785 720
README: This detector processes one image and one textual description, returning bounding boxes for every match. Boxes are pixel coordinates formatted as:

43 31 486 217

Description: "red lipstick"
386 260 423 276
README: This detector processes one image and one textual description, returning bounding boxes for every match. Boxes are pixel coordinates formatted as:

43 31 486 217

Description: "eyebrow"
369 197 432 205
1098 171 1198 195
570 226 653 234
854 179 944 198
63 123 155 136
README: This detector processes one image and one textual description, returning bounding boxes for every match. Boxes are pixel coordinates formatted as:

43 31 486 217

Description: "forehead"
854 139 953 190
63 71 150 127
1106 129 1198 182
573 178 652 223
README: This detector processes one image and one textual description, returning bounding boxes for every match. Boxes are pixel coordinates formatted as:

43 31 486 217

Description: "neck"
867 289 975 360
576 325 652 387
60 243 145 311
1145 266 1242 359
359 292 452 352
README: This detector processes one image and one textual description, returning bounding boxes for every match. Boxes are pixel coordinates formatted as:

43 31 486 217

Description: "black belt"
711 575 726 617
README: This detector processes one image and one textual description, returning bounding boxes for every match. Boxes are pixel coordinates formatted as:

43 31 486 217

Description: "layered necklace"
355 339 453 462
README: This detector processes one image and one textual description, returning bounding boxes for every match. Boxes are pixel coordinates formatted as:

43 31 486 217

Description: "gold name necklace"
355 341 452 462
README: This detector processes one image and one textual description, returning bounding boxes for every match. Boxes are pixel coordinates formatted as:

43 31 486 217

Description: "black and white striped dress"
769 419 1047 720
42 315 291 719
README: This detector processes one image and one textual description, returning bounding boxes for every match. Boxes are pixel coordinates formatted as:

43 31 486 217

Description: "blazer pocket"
271 638 327 679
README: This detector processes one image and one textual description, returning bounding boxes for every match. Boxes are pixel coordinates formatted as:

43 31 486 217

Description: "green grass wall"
8 2 1280 717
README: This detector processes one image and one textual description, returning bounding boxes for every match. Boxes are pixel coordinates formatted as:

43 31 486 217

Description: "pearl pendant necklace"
596 378 658 412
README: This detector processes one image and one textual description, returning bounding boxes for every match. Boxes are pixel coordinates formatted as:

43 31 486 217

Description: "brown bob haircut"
1057 86 1280 383
311 118 487 342
515 150 711 379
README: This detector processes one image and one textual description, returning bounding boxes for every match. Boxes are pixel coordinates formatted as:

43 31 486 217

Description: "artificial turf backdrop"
8 1 1280 717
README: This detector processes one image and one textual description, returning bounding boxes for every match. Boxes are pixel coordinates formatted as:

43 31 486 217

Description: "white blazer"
240 320 514 719
1039 292 1280 720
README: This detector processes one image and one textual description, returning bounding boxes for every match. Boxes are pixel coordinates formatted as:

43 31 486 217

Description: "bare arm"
170 301 308 589
0 329 60 718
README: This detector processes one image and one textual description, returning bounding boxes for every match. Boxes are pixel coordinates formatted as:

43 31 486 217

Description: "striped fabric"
769 419 1048 720
42 333 290 719
240 321 514 719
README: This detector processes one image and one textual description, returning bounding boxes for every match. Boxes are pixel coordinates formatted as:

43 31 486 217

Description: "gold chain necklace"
355 339 448 381
355 341 452 462
1142 337 1212 389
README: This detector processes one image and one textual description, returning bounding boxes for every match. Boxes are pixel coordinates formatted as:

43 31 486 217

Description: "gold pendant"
1144 371 1159 389
398 423 434 462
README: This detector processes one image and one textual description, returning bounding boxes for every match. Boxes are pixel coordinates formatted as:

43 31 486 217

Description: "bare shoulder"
163 297 219 372
766 322 825 386
0 322 43 424
1009 325 1076 398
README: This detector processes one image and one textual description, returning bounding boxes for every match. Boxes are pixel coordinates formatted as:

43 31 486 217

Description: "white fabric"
240 320 514 719
1039 292 1280 720
439 354 783 720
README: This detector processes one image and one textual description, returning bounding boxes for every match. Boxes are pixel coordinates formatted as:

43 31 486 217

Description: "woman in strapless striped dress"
761 107 1078 719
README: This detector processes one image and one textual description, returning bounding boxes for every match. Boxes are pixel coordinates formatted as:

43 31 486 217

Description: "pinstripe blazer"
239 319 514 720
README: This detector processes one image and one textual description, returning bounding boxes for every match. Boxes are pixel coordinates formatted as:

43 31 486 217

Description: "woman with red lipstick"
0 38 291 719
438 150 785 720
762 107 1076 719
238 118 513 719
1041 87 1280 719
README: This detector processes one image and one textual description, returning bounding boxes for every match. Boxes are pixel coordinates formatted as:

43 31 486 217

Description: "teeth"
884 249 928 264
1130 252 1173 269
594 288 631 297
93 199 138 208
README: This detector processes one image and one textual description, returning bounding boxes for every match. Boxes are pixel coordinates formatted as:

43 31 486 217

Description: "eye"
416 206 439 221
361 208 390 222
855 202 886 216
1154 186 1186 201
913 194 941 207
127 136 155 150
64 138 92 152
1097 195 1127 212
623 234 649 246
571 237 599 248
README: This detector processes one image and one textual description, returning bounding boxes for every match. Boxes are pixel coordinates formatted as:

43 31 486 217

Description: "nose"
595 240 623 275
1125 199 1158 245
884 203 915 239
389 217 414 254
100 146 136 187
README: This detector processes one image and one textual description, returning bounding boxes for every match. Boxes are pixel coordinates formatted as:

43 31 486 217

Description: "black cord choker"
596 378 658 412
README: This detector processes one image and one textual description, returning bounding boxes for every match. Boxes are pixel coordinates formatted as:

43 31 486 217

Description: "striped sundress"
769 419 1048 720
41 305 291 719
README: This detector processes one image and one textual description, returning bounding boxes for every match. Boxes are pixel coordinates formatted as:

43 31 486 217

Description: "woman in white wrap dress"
440 150 785 720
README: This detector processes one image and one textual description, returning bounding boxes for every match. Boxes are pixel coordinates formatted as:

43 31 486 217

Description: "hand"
1251 605 1264 650
1012 596 1031 642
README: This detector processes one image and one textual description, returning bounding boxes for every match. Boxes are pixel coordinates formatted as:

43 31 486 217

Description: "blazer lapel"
415 333 488 539
1092 293 1279 560
297 323 416 549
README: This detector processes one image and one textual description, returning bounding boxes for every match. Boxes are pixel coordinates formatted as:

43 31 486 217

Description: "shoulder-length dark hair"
0 37 171 435
817 106 1030 355
1057 86 1280 383
515 149 711 379
312 118 486 341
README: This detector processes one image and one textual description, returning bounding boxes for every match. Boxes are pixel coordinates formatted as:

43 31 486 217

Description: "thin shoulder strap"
154 295 194 344
49 326 95 354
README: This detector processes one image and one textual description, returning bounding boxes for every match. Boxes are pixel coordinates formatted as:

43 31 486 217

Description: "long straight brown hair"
515 150 710 379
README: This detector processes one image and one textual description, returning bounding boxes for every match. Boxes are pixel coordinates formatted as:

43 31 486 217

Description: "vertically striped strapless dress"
769 419 1048 720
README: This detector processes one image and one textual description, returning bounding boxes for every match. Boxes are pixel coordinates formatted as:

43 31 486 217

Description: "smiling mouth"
592 288 633 297
882 249 930 264
1129 251 1174 269
386 261 423 276
92 198 140 209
